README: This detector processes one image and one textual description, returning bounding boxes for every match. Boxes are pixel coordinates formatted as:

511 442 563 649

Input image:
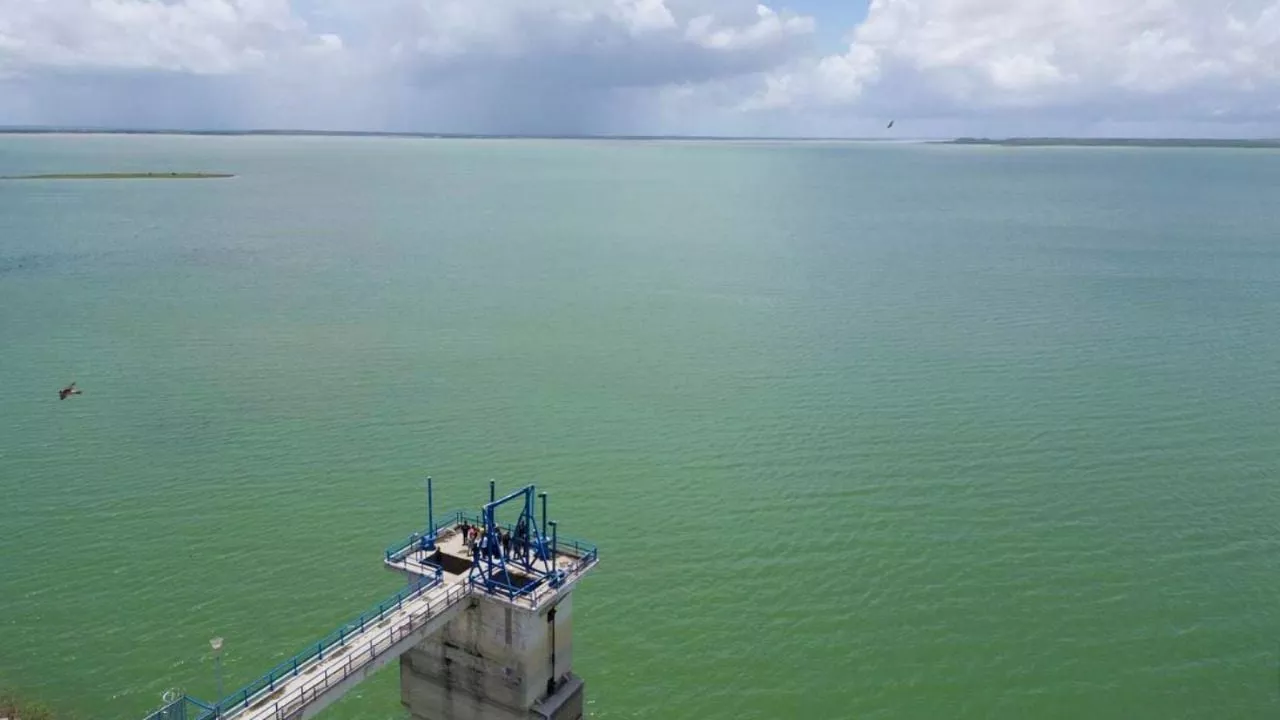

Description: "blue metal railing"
550 535 598 561
384 509 471 561
388 512 599 567
384 510 544 562
541 535 599 592
488 534 598 601
194 582 470 720
200 574 442 718
141 695 213 720
386 509 598 603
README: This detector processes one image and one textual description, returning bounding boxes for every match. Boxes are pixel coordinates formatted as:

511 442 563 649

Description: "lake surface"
1 135 1277 719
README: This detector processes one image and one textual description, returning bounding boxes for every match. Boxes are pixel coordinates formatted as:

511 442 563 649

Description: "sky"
0 0 1277 138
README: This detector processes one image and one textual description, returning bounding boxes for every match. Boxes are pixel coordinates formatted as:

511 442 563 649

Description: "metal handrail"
202 575 445 718
208 582 471 720
384 510 469 560
552 536 598 559
471 541 600 609
386 513 597 564
142 694 213 720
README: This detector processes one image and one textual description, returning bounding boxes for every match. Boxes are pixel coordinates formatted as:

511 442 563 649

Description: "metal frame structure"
137 477 596 720
142 694 213 720
466 482 559 599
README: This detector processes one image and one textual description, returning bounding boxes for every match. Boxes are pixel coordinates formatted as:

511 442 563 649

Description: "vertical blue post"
426 476 436 550
539 492 548 539
489 479 496 503
549 520 558 557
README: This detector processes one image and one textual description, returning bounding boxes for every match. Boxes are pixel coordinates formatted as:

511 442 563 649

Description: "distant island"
1 172 234 180
944 137 1280 149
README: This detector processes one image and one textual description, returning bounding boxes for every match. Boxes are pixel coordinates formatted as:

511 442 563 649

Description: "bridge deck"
216 580 469 720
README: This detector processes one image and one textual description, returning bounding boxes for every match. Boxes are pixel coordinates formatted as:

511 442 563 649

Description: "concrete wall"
532 674 585 720
401 594 577 720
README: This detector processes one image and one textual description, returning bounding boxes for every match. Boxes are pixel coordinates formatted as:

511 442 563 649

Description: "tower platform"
140 481 597 720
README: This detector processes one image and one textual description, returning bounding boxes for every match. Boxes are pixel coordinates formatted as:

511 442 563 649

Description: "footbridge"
140 480 598 720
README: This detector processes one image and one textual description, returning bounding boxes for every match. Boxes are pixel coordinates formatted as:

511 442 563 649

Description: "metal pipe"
549 520 558 557
489 479 496 503
539 492 548 540
546 606 558 698
427 476 435 544
485 484 530 510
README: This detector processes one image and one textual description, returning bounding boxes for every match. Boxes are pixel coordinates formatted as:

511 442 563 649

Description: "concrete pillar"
400 593 584 720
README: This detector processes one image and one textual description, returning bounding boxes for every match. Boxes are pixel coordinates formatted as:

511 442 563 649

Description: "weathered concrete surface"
400 594 578 720
386 520 597 720
532 674 584 720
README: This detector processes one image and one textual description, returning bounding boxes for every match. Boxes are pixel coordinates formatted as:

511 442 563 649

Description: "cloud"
0 0 814 132
0 0 339 76
746 0 1280 126
1 0 1278 134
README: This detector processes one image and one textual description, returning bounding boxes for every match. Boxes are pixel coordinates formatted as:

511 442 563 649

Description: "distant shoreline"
0 128 1276 148
941 137 1280 149
0 172 234 180
0 127 893 142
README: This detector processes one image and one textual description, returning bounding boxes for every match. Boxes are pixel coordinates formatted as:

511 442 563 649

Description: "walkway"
211 581 468 720
141 510 598 720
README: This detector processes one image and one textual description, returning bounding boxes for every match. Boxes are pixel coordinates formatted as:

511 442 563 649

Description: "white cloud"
0 0 814 131
748 0 1280 123
0 0 810 77
0 0 338 76
365 0 813 84
0 0 1278 134
685 5 814 51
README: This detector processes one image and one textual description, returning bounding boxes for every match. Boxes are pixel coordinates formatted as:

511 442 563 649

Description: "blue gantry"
467 482 565 599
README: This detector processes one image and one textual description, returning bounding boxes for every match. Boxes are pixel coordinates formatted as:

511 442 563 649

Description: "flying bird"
886 120 895 129
58 382 82 400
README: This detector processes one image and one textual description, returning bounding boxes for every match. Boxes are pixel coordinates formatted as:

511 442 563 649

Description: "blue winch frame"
466 482 563 599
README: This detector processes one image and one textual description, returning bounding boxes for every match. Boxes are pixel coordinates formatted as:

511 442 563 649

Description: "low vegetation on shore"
946 137 1280 149
1 691 58 720
0 172 234 180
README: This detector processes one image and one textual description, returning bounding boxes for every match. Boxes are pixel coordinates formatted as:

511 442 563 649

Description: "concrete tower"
135 480 597 720
387 483 596 720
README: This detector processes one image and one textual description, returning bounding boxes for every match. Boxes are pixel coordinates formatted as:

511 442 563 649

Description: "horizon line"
1 126 1278 145
0 126 931 141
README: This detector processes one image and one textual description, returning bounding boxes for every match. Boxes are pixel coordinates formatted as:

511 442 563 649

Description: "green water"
1 135 1277 719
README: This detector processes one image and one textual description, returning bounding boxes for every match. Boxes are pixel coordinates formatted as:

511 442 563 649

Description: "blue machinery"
467 480 566 599
139 478 596 720
403 478 566 598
